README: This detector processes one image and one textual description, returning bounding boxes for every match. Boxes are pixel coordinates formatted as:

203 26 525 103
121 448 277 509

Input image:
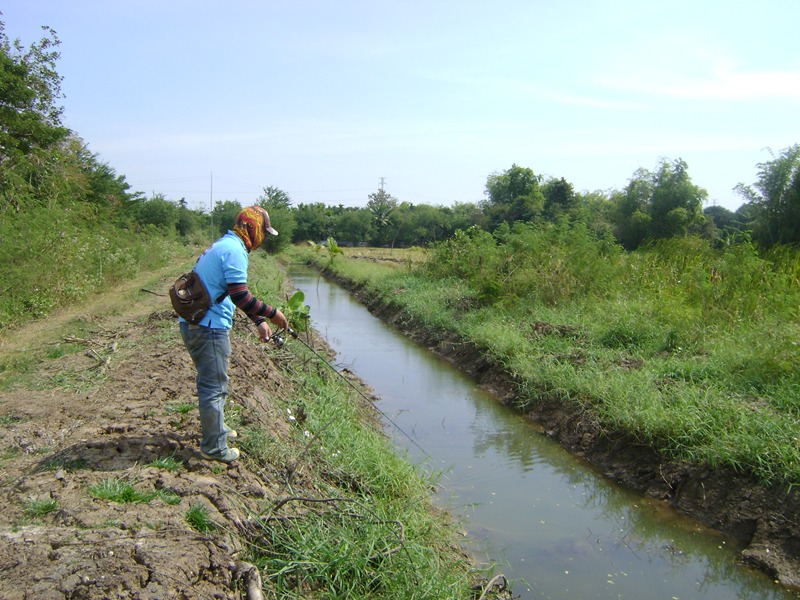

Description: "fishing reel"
268 328 298 348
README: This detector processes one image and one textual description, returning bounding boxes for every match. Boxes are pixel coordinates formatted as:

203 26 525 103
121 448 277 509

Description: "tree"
448 201 486 234
294 202 333 243
137 194 179 231
257 186 295 252
212 200 242 235
334 207 372 244
0 20 72 210
176 198 201 238
735 144 800 247
259 185 292 210
704 205 746 243
648 158 707 238
612 159 708 249
483 164 545 228
542 177 577 221
366 187 398 246
0 21 68 163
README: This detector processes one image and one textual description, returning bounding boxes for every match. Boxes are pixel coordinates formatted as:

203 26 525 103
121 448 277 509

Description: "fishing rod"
270 327 432 460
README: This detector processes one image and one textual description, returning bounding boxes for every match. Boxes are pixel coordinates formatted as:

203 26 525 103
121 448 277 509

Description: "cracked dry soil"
0 280 327 599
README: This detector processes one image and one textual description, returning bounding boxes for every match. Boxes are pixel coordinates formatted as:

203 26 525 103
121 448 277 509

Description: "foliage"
0 202 183 330
293 202 335 242
88 478 158 504
148 455 184 472
185 503 216 533
613 158 709 249
137 193 179 230
23 497 58 518
735 144 800 247
283 290 311 332
305 232 800 485
482 163 545 228
325 236 343 260
0 21 68 166
241 339 478 599
366 187 398 246
211 200 242 236
258 186 296 253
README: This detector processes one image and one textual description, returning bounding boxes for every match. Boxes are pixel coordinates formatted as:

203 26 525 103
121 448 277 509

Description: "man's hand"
256 321 272 343
270 309 289 331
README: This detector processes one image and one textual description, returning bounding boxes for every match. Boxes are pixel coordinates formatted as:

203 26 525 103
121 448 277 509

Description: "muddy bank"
0 271 500 599
315 266 800 590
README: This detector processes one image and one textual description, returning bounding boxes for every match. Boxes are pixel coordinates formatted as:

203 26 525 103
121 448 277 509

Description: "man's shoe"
227 429 238 439
201 448 240 464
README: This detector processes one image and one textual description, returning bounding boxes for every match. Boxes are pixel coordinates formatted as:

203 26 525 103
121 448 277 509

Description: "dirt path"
0 269 328 598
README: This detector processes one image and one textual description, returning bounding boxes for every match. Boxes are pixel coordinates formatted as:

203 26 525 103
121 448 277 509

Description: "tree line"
3 20 799 253
160 149 800 252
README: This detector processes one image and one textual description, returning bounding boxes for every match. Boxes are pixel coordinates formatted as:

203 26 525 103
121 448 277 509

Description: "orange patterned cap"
233 206 278 252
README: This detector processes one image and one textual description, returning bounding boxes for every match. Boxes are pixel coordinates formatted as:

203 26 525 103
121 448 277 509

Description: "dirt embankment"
0 270 510 600
0 301 305 599
317 266 800 591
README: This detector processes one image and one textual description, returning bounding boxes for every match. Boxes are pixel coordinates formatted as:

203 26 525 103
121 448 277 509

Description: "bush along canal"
288 263 799 599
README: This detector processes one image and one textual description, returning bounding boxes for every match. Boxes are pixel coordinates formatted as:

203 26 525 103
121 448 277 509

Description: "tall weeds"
295 229 800 484
0 204 184 329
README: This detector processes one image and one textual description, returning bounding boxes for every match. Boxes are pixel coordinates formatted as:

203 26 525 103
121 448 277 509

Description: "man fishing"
180 205 289 464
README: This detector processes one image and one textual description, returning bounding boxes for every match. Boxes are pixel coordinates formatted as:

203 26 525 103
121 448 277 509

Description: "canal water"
287 265 797 600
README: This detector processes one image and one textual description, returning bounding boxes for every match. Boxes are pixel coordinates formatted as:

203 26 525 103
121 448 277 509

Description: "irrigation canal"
287 264 797 599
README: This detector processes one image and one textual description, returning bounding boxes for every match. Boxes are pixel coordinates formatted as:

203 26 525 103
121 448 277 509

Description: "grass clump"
165 403 195 414
148 455 183 472
23 498 58 518
185 503 216 533
89 477 157 504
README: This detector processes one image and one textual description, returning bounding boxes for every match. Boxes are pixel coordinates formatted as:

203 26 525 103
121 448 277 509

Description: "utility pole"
209 172 214 243
379 177 386 192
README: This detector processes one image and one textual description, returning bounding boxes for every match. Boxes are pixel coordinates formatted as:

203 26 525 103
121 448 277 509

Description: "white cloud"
601 67 800 101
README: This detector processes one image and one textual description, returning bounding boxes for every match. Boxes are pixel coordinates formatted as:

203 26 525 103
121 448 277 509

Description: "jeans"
180 322 234 457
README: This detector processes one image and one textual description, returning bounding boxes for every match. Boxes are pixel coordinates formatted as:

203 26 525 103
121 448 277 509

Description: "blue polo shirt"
186 231 248 330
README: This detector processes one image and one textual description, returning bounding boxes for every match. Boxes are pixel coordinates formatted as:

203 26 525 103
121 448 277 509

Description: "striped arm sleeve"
227 282 277 323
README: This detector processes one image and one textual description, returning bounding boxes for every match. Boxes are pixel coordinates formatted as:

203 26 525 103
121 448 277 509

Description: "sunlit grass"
236 314 480 598
165 402 195 414
88 477 178 505
148 455 183 472
287 235 800 486
185 503 216 533
23 498 58 518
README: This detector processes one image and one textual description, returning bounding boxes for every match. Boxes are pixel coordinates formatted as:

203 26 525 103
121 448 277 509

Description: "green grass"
185 503 216 533
233 305 481 599
148 455 183 472
88 477 178 505
0 415 25 425
286 234 800 487
23 498 58 518
165 402 195 414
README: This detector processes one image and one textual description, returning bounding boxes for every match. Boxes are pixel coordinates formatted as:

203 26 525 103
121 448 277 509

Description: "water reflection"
288 265 798 600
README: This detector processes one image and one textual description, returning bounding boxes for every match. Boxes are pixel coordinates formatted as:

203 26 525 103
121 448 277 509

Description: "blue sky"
3 1 799 211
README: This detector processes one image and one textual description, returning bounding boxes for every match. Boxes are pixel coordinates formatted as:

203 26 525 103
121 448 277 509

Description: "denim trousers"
180 322 234 456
